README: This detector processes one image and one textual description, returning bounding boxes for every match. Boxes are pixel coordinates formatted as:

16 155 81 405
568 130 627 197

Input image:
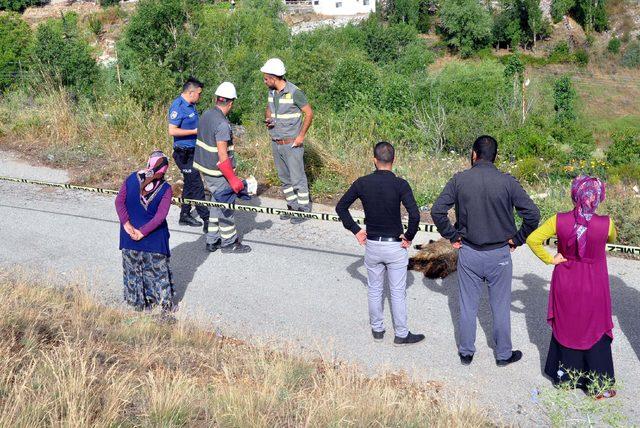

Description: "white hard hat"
215 81 237 99
260 58 286 76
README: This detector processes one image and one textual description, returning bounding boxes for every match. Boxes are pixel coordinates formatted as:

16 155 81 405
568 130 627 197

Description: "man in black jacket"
431 135 540 366
336 142 425 346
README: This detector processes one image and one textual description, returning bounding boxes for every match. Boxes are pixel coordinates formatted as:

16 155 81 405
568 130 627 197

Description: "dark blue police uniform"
169 95 209 223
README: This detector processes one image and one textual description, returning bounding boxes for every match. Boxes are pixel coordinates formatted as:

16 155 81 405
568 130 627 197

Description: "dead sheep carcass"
408 238 458 279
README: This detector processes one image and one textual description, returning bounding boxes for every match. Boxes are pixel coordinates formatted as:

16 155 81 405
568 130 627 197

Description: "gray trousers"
271 141 310 211
457 245 513 360
203 175 237 246
364 240 409 338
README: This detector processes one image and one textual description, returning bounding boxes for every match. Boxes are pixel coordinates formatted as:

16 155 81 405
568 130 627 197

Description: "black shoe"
372 329 385 342
206 240 221 252
179 214 203 227
393 331 425 347
459 353 474 365
221 240 252 254
496 350 523 367
280 205 293 221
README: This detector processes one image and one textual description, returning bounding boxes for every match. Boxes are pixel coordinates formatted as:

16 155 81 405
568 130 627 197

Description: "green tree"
32 14 99 96
121 0 201 69
438 0 493 57
553 76 576 123
551 0 574 22
0 12 32 92
493 0 550 49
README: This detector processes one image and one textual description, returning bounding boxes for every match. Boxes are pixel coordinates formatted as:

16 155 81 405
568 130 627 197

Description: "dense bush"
573 48 589 65
621 41 640 68
607 37 621 54
606 132 640 166
438 0 493 57
0 13 32 92
0 0 47 12
548 41 573 63
31 14 99 96
553 76 576 123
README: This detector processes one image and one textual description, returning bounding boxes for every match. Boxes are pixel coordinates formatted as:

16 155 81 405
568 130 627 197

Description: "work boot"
290 206 310 224
179 213 203 227
221 240 252 254
280 205 293 221
206 239 221 252
393 331 425 347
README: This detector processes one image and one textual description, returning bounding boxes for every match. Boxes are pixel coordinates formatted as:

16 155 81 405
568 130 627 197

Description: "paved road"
1 151 639 425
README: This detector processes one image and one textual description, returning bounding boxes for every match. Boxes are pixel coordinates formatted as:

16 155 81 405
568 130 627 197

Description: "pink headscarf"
138 150 169 207
570 175 606 258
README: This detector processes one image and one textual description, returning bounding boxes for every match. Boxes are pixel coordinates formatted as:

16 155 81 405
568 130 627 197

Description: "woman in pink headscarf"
527 175 616 398
115 151 175 313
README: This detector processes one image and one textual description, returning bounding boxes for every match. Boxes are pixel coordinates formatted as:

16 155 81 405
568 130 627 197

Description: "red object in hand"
217 158 244 194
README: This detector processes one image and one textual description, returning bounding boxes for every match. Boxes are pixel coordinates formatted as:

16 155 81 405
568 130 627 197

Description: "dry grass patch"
0 268 492 427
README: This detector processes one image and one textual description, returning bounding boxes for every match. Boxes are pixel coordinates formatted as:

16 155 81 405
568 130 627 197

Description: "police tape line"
2 175 639 256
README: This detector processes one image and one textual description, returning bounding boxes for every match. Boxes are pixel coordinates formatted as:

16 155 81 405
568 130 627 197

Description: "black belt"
367 236 402 242
174 146 194 152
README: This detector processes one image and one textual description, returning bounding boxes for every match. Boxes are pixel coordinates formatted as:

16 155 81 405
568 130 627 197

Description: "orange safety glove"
217 158 244 194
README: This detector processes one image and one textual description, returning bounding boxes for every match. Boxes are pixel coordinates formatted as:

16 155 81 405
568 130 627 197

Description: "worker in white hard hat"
261 58 314 224
193 82 251 254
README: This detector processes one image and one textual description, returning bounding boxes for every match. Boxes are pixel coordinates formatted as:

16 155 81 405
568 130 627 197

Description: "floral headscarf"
570 175 606 258
138 150 169 208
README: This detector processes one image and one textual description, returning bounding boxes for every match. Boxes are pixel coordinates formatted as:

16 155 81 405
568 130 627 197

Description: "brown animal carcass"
408 238 458 279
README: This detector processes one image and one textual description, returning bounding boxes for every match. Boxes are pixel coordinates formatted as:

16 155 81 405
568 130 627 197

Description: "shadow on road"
420 273 494 355
610 275 640 363
233 196 274 240
171 234 209 305
511 274 550 376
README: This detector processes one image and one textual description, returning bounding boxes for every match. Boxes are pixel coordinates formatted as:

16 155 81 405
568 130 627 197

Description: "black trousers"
172 147 209 220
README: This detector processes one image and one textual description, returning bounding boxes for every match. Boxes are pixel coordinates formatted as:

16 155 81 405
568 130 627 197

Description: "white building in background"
285 0 375 16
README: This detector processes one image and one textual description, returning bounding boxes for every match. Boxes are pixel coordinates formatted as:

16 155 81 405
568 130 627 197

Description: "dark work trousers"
172 147 209 221
457 245 513 360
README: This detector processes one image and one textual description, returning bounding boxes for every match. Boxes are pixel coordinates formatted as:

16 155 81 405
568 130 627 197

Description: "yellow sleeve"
526 215 557 265
608 219 617 243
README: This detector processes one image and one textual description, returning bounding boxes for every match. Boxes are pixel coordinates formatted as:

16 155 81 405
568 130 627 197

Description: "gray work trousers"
203 175 237 247
457 245 513 360
364 240 409 338
271 141 310 211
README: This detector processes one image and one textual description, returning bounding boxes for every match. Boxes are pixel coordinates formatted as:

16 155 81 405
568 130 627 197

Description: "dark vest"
119 172 171 256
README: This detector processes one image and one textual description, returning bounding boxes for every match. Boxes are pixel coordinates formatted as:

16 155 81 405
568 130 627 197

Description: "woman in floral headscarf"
527 175 617 398
115 150 174 313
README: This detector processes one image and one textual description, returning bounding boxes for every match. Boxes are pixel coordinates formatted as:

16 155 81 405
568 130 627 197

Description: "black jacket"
430 160 540 251
336 170 420 241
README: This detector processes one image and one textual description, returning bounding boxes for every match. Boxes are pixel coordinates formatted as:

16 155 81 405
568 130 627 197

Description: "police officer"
193 82 251 254
169 77 209 229
261 58 314 224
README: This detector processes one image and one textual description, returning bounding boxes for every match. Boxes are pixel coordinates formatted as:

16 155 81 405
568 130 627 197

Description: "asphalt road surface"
1 151 639 425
